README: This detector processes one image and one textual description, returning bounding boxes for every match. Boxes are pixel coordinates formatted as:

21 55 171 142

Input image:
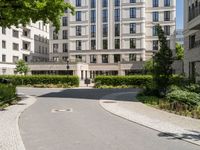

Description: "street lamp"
66 57 70 75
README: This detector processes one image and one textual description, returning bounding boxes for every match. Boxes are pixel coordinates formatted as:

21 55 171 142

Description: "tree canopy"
0 0 75 31
176 43 184 60
15 60 29 75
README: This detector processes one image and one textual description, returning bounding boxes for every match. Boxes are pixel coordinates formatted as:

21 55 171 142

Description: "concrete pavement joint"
0 95 37 150
99 92 200 146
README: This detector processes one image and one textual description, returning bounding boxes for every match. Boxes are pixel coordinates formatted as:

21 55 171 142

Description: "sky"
176 0 184 29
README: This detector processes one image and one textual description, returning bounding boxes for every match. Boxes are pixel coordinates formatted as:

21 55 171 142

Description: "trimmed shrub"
94 75 185 88
0 84 17 105
95 75 152 88
0 75 79 87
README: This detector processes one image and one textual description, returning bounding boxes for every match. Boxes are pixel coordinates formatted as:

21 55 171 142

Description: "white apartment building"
184 0 200 82
0 22 49 75
29 0 176 79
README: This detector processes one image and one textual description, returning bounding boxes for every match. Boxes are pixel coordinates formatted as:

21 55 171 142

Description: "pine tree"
153 24 173 96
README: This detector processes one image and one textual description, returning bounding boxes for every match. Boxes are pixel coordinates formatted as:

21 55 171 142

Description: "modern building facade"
30 0 176 79
184 0 200 82
176 29 184 46
0 22 49 75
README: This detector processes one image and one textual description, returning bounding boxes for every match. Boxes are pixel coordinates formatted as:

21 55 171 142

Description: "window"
13 56 19 63
63 43 68 52
91 40 96 50
63 30 68 39
62 17 68 26
103 24 108 37
130 8 136 18
102 0 108 7
102 54 108 63
189 35 196 49
129 54 136 61
130 38 136 48
153 0 159 7
130 23 136 34
114 54 121 63
13 43 19 50
2 69 6 75
164 26 170 35
153 26 158 36
115 9 120 22
62 57 68 62
2 40 6 48
102 9 108 22
91 25 96 37
115 24 120 36
76 55 82 61
76 0 81 7
115 39 120 49
152 12 159 22
76 11 82 21
53 44 58 53
103 39 108 49
76 40 82 50
76 26 82 36
91 10 96 23
130 0 136 3
53 57 59 62
115 0 120 6
2 27 6 34
164 0 170 7
164 11 170 21
153 40 158 50
91 0 96 8
53 31 58 40
90 55 97 63
2 55 6 62
13 30 19 38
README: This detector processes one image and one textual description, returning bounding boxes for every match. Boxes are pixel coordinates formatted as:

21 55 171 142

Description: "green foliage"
166 88 200 107
0 0 75 31
153 24 173 95
144 59 153 74
0 75 79 87
95 75 153 88
15 60 29 75
176 43 184 60
0 84 17 106
184 84 200 93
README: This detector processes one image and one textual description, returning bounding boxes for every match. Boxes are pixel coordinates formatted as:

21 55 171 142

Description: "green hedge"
0 84 17 106
95 75 152 88
94 75 186 88
0 75 79 87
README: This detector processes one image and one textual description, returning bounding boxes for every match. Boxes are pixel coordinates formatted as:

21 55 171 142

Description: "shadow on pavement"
39 88 140 100
158 130 200 142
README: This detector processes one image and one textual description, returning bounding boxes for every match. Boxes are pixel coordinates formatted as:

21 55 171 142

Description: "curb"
99 93 200 147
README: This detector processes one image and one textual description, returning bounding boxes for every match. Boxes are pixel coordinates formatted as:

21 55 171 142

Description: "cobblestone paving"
0 95 36 150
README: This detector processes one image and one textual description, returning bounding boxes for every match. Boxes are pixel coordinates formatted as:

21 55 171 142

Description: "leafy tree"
153 24 173 96
176 43 184 60
15 60 29 75
144 59 154 74
0 0 75 31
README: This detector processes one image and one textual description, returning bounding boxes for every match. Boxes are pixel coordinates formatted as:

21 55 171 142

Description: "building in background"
0 22 49 75
176 29 184 46
184 0 200 82
29 0 176 80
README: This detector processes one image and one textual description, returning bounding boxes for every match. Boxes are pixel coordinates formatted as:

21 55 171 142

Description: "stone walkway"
0 94 36 150
100 92 200 146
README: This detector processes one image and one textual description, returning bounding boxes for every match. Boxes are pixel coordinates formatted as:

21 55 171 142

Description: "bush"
95 75 186 89
0 75 79 87
166 89 200 107
0 84 17 106
95 75 152 88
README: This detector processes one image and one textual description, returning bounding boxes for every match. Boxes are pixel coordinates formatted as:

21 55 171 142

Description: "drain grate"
51 108 73 113
102 101 117 103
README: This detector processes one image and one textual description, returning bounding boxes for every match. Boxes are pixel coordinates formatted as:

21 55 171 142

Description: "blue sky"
176 0 184 29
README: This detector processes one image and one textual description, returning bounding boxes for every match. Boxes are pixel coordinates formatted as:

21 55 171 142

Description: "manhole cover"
102 101 117 103
51 108 73 113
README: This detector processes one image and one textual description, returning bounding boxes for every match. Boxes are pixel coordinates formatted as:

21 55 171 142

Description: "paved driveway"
18 88 200 150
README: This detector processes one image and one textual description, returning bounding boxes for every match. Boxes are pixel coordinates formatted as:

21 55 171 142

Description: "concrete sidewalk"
0 94 37 150
100 92 200 146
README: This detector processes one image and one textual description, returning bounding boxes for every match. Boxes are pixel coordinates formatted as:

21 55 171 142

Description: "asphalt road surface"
18 88 200 150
